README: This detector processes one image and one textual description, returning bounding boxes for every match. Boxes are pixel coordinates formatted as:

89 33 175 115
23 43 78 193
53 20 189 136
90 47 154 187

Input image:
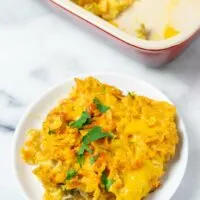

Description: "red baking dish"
50 0 200 67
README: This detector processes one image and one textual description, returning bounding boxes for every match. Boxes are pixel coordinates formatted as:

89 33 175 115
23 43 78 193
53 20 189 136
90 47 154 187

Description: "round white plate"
13 73 188 200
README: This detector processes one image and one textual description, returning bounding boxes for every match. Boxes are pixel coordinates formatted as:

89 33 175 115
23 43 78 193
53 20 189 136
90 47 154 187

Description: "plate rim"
12 72 189 200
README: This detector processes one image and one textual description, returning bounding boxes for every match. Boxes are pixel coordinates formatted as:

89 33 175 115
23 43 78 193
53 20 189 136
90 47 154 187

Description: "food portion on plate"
71 0 200 41
21 77 179 200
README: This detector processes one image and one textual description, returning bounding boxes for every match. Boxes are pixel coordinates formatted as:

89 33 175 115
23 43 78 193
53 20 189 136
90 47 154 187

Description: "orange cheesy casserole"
21 77 179 200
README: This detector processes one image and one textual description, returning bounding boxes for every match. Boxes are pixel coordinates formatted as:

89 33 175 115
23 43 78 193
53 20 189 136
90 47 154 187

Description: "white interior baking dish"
50 0 200 66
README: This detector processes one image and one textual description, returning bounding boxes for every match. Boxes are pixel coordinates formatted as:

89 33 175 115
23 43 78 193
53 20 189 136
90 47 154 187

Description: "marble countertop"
1 0 200 199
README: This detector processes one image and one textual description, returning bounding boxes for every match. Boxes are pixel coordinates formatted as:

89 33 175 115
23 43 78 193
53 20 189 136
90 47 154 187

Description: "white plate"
13 73 188 200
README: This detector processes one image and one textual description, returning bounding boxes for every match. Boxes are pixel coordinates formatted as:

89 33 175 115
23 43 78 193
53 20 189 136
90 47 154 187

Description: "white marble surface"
0 0 200 199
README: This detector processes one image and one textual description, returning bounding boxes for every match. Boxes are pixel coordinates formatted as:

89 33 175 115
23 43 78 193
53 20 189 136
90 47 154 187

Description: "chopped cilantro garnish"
66 169 77 180
70 111 91 129
77 154 85 167
77 126 113 165
78 142 93 155
93 97 110 113
77 143 92 167
48 130 55 135
101 171 114 191
128 91 135 98
90 154 99 165
101 85 106 94
82 126 113 145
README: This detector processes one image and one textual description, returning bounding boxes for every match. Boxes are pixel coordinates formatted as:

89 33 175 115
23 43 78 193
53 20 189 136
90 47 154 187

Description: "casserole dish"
50 0 200 66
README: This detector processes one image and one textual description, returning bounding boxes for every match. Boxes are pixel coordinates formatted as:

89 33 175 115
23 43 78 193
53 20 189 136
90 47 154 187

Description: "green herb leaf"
128 91 135 98
70 111 91 129
90 154 99 165
77 143 92 167
78 142 93 155
77 154 85 167
77 143 93 166
48 130 55 135
82 126 113 145
77 126 113 165
101 171 114 191
101 85 106 94
93 97 110 113
66 169 77 180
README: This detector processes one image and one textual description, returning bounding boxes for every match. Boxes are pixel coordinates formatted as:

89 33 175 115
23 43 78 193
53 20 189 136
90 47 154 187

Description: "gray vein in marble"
0 123 15 132
0 90 25 133
30 68 50 82
0 90 23 108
